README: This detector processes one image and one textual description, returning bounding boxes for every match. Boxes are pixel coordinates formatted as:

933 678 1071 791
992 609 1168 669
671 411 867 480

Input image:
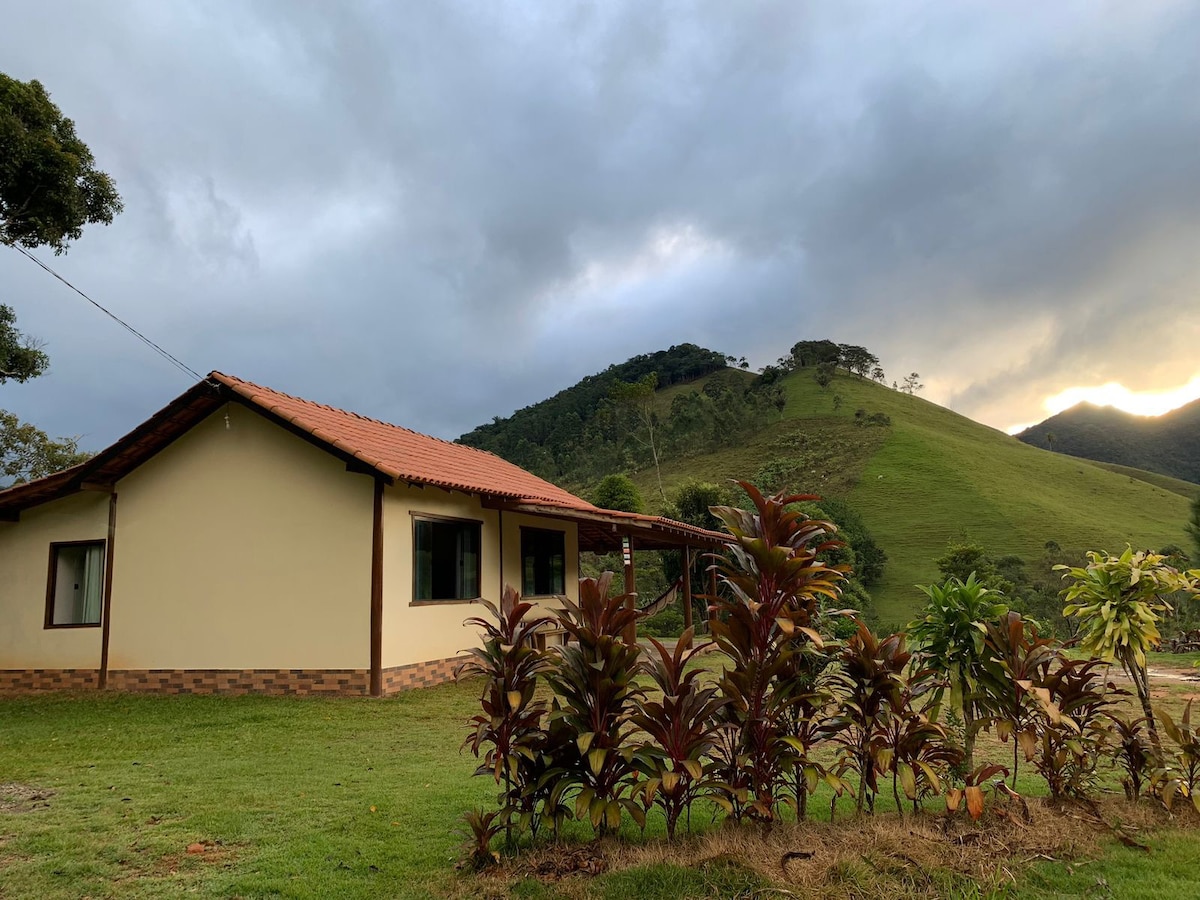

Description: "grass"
6 663 1200 898
627 370 1193 627
0 684 493 899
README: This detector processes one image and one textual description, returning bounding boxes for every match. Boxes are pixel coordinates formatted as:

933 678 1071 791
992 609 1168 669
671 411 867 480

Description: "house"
0 373 727 695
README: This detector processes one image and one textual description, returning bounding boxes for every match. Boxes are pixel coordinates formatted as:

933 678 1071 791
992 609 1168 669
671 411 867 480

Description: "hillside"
460 356 1194 626
1017 399 1200 484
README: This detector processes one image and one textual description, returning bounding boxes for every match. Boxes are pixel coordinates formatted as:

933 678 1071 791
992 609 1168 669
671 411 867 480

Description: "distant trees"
899 373 923 395
591 474 644 513
1 411 88 484
458 343 729 479
609 374 667 503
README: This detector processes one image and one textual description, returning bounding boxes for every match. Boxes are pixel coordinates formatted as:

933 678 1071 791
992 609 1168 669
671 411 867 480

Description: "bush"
591 474 645 513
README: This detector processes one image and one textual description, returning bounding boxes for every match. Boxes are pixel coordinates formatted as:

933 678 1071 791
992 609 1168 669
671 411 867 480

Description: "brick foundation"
0 669 101 691
105 668 372 695
0 658 466 696
380 656 466 693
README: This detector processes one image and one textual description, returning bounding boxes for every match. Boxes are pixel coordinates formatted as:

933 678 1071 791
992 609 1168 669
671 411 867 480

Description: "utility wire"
11 244 203 382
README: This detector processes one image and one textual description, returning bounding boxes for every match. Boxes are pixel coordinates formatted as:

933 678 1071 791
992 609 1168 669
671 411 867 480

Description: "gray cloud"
2 0 1199 449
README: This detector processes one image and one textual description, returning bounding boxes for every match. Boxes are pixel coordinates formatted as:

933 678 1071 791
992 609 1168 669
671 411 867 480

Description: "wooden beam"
369 478 385 698
0 510 18 523
80 481 115 493
622 535 637 646
98 493 118 689
681 547 693 632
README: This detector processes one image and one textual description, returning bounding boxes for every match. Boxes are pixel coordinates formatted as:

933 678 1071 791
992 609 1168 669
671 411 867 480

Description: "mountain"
460 352 1195 625
1017 400 1200 484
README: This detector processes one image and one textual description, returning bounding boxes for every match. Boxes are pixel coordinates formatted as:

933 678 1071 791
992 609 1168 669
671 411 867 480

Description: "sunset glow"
1043 375 1200 418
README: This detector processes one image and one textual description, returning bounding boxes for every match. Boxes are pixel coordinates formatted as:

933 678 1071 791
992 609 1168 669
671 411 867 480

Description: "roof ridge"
210 370 514 462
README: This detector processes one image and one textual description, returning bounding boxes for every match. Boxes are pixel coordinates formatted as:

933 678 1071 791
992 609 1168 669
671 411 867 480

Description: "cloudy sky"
3 1 1200 450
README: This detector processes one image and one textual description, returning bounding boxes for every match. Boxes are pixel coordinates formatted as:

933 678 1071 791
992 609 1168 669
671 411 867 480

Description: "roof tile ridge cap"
210 371 510 457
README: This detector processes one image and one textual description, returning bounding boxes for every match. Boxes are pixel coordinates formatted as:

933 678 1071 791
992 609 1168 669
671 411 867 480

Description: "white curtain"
79 544 105 624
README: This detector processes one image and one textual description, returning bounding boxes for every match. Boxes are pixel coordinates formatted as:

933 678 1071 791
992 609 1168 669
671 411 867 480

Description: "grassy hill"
621 370 1194 626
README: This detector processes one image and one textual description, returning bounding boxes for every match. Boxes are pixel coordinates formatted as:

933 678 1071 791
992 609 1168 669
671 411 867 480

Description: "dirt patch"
473 797 1193 899
0 783 55 813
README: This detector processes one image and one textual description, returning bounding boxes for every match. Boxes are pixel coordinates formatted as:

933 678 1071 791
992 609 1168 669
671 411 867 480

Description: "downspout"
369 478 384 697
98 492 118 689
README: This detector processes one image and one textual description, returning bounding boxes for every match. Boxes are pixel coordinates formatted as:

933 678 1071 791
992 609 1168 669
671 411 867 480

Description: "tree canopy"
1 73 123 254
0 305 48 383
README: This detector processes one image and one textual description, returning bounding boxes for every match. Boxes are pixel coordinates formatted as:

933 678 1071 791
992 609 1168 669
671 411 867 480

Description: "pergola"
483 501 732 644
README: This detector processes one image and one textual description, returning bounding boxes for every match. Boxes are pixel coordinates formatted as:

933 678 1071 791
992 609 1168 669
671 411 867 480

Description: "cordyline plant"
980 612 1061 786
826 620 913 814
457 586 553 843
945 763 1010 822
1029 658 1122 800
1155 700 1200 813
631 628 728 839
547 573 646 836
1058 547 1200 749
874 673 963 818
909 572 1009 771
1109 715 1153 802
707 481 848 823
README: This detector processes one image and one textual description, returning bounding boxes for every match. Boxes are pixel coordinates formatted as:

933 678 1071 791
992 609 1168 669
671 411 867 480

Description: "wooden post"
622 535 637 646
708 564 718 627
681 547 693 632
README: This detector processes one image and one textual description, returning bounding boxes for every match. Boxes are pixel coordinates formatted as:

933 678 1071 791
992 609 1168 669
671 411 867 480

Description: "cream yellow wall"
108 403 374 670
0 492 110 668
379 485 578 669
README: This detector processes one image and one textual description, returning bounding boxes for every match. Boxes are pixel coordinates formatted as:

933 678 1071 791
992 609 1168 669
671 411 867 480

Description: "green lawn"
0 686 492 899
5 680 1200 899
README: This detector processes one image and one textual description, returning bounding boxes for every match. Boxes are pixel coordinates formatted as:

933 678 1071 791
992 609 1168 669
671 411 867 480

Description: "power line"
11 244 203 382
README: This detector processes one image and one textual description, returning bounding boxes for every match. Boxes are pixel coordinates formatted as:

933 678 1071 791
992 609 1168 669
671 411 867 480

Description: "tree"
666 480 729 532
1187 495 1200 561
1045 431 1057 453
935 541 1013 595
1 73 123 254
789 339 840 369
591 474 644 513
813 361 835 390
1 410 89 485
0 72 119 485
0 305 47 383
837 345 879 379
909 574 1008 770
899 372 923 395
609 374 668 503
1058 547 1200 748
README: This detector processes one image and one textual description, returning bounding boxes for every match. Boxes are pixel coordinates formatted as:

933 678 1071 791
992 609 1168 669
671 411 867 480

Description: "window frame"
520 526 567 598
409 513 484 606
44 539 107 630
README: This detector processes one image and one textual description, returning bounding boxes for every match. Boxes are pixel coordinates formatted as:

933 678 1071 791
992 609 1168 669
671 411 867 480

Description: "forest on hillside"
457 339 903 486
1018 400 1200 484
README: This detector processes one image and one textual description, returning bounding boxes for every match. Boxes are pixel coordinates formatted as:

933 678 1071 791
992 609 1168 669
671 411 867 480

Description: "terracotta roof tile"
210 372 598 508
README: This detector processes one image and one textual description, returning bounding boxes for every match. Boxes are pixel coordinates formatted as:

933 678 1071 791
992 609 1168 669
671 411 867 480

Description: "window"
413 517 481 602
521 528 565 596
46 541 105 627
